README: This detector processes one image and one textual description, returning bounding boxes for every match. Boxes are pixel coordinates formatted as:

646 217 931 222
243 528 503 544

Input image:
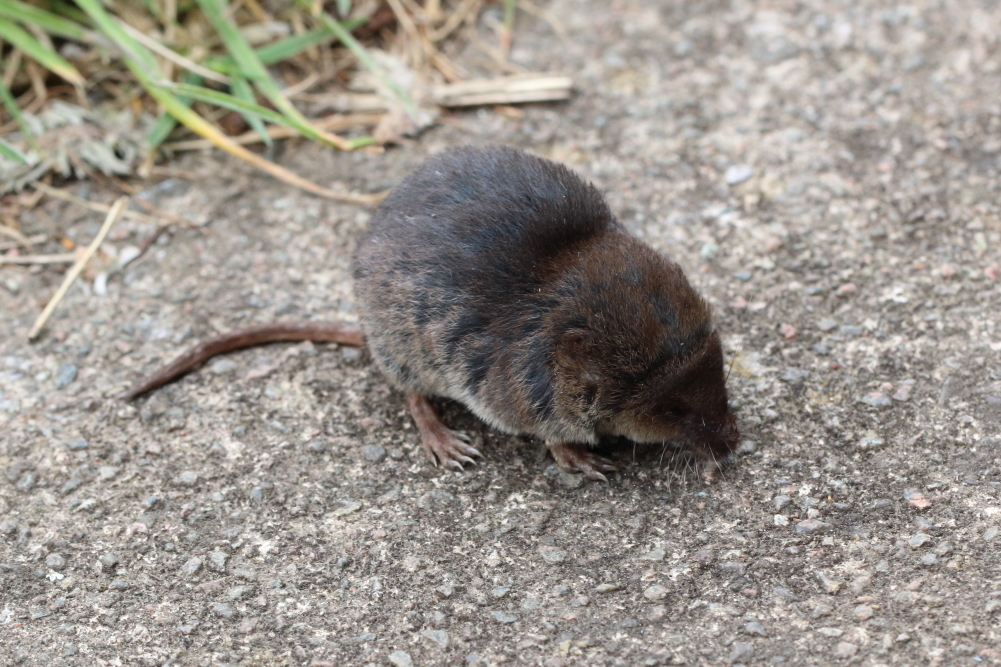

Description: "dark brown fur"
129 145 739 479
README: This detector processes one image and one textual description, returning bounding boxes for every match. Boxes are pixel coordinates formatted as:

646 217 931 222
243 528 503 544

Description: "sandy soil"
2 1 1001 665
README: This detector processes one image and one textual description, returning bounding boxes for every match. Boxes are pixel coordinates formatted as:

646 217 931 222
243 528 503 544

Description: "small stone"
389 651 413 667
832 642 858 658
795 519 829 533
213 603 235 619
816 318 837 332
773 495 791 510
725 165 754 185
773 514 789 526
812 342 831 356
780 367 808 383
45 553 66 569
985 600 1001 614
539 546 567 563
648 605 667 621
920 553 938 566
896 633 911 643
341 346 363 363
717 561 746 576
209 359 237 374
816 571 842 594
180 557 202 576
67 439 88 451
99 552 119 569
861 392 892 408
305 440 327 453
854 605 874 620
732 271 752 282
817 627 843 637
360 445 386 463
436 583 455 598
811 604 832 618
61 479 82 496
174 471 198 487
643 585 669 601
15 472 36 492
97 466 120 482
484 551 501 567
141 496 160 509
491 586 510 598
984 526 999 542
904 489 931 510
421 629 449 649
0 519 17 535
238 617 259 633
835 283 856 296
744 621 766 636
56 363 78 389
700 242 719 260
728 641 754 664
778 323 797 340
639 547 666 562
908 533 932 548
595 583 621 593
208 550 228 572
109 580 129 590
491 611 517 623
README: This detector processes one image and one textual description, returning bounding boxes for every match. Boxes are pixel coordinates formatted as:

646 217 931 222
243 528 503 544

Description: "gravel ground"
3 0 1001 665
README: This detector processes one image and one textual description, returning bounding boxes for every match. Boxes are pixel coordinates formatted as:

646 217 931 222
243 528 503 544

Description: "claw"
407 394 484 474
454 432 472 443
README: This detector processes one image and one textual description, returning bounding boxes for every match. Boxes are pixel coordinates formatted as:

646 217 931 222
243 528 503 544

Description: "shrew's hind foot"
548 442 617 482
406 393 482 471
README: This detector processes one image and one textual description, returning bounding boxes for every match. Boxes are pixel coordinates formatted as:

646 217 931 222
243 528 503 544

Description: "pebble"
539 546 567 563
643 585 669 601
984 526 999 542
773 495 791 510
99 552 119 570
67 439 88 451
141 496 160 509
811 604 832 618
861 392 892 407
732 271 752 282
812 342 830 356
737 440 757 454
773 514 789 526
491 611 517 623
817 627 842 637
920 553 938 566
816 318 837 332
208 550 228 572
832 642 858 658
209 359 237 374
45 553 65 570
51 363 80 392
491 586 510 598
173 471 199 487
109 580 129 590
421 629 449 649
0 519 17 535
854 605 874 620
213 602 236 619
639 547 666 561
341 347 363 363
59 477 81 495
908 533 932 548
795 519 829 533
778 323 797 340
305 440 327 453
904 489 931 510
360 445 386 463
595 583 621 593
15 472 36 492
97 466 120 482
180 557 202 576
725 165 754 185
728 641 754 664
744 621 766 636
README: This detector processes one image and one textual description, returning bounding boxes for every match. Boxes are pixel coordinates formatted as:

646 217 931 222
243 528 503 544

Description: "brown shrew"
127 145 739 481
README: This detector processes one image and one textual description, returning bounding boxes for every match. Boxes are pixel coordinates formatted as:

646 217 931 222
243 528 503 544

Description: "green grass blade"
195 0 346 148
202 22 364 74
0 75 39 152
229 74 271 146
168 82 311 132
39 0 88 25
293 0 418 120
336 0 351 16
73 0 161 76
0 135 30 164
148 71 201 150
0 18 84 84
0 0 93 42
